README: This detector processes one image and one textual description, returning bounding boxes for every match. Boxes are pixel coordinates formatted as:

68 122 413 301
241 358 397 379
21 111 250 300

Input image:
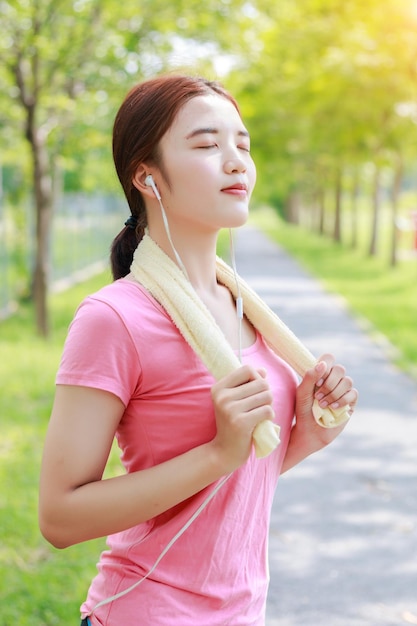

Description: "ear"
132 165 155 198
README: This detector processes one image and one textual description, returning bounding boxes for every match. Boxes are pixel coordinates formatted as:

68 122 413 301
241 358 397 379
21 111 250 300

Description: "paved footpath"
234 225 417 626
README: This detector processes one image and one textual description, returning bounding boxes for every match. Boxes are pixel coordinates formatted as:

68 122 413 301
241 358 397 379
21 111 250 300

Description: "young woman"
39 74 357 626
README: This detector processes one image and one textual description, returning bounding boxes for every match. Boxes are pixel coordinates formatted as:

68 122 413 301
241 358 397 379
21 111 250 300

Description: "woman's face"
154 93 256 234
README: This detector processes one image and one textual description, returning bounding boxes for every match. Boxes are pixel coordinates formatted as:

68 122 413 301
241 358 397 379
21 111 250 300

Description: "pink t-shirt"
56 279 298 626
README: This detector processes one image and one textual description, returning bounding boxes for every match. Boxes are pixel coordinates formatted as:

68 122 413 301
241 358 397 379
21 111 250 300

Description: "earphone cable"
89 473 232 615
158 198 190 281
88 224 243 618
229 228 243 363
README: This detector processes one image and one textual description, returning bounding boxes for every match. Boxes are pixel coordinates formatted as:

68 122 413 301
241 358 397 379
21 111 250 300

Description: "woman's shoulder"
63 278 171 363
81 277 166 316
88 277 154 303
73 277 170 336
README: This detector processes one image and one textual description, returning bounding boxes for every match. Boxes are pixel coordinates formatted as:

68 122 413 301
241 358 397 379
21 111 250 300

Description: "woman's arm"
281 354 357 474
39 365 274 549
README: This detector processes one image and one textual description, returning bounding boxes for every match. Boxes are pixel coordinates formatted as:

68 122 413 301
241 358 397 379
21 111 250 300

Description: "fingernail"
316 379 324 387
331 402 339 409
315 392 324 400
319 400 328 408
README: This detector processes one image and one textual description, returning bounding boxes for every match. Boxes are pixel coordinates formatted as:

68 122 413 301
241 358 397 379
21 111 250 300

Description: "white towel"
130 234 350 457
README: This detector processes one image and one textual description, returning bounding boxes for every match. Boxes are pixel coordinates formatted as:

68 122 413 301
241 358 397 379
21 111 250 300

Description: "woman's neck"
147 223 220 293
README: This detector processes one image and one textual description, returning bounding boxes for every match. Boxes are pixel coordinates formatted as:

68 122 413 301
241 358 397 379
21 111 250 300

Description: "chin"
227 211 249 228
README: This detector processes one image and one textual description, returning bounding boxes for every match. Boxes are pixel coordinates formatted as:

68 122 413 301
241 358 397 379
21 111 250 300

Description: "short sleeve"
56 296 142 406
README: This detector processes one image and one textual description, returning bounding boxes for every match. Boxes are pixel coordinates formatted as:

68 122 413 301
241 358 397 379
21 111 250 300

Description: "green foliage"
230 0 417 208
0 0 258 334
0 0 257 196
2 0 416 255
1 0 416 205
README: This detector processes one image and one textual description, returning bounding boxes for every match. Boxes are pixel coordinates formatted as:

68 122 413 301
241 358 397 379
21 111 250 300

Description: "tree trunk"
318 187 325 235
389 156 404 268
14 41 53 336
28 117 53 337
350 168 360 249
368 165 381 257
33 140 52 337
333 169 342 243
284 191 301 224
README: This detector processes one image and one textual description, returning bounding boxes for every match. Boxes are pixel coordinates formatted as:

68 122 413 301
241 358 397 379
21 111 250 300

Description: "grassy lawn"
0 270 120 625
1 217 416 624
252 207 417 378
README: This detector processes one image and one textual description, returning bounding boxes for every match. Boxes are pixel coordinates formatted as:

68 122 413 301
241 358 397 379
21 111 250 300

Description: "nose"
223 143 247 174
224 155 247 174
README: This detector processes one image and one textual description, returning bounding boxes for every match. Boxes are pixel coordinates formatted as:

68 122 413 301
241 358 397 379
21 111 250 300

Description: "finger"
316 376 353 407
212 364 260 394
314 354 335 387
249 404 276 426
231 375 273 402
338 387 358 411
236 388 274 415
327 387 358 412
315 364 347 397
300 360 328 394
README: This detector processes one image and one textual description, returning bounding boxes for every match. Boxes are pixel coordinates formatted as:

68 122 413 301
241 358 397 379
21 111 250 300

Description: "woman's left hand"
281 354 358 472
295 353 358 446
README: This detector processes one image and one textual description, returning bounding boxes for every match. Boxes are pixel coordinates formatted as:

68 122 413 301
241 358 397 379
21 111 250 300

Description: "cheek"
171 158 211 186
166 170 203 210
248 160 257 189
179 163 217 195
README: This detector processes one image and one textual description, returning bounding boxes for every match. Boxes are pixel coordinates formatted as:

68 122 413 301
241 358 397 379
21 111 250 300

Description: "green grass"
0 270 122 626
252 207 417 377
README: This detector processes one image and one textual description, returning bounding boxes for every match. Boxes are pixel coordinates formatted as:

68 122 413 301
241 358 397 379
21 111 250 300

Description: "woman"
39 74 357 626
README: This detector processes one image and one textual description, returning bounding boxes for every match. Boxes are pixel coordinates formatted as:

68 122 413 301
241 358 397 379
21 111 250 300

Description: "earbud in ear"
144 174 161 201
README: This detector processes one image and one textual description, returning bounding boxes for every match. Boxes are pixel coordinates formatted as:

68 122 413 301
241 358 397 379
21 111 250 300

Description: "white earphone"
144 174 189 279
145 174 161 201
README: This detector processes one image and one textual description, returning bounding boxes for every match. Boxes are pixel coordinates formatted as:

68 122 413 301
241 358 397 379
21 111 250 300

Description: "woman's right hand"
39 367 274 549
40 377 272 549
210 365 275 473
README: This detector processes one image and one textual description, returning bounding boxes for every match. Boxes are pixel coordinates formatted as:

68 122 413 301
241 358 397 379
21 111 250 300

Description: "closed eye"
196 144 250 152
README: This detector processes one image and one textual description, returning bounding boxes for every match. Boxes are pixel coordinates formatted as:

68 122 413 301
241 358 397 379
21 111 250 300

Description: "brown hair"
110 74 240 279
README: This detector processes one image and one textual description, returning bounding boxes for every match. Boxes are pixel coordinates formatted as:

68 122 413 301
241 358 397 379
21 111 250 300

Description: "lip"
221 182 248 195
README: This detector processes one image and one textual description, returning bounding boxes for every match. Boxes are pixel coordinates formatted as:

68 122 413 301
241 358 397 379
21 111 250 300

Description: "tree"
389 156 404 267
0 0 254 335
0 0 108 335
232 0 417 260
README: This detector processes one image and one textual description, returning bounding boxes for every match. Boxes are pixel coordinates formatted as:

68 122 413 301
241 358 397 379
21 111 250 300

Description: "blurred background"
1 0 416 623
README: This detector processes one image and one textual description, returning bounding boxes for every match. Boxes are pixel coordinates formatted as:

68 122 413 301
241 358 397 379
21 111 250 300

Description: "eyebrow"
185 127 250 140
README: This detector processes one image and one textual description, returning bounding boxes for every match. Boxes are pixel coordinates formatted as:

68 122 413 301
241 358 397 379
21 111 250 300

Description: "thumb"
313 360 327 385
299 360 327 394
296 360 327 414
